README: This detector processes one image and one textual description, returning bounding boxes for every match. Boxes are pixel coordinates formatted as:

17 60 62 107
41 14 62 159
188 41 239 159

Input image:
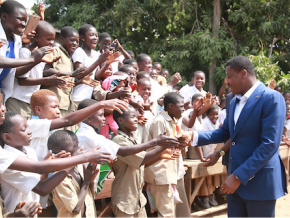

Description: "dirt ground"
210 184 290 217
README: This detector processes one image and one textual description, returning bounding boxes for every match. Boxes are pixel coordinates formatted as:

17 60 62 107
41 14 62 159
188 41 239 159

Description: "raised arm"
117 134 179 157
50 99 128 130
9 149 112 174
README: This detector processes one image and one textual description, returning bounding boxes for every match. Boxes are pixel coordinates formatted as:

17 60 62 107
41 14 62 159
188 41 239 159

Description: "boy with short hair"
111 106 178 217
6 21 64 120
48 130 98 217
43 26 83 132
144 92 191 217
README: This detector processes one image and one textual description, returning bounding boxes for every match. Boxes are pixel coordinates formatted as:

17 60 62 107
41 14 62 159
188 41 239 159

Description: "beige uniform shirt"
144 110 178 185
47 46 75 111
52 165 96 217
112 131 147 215
92 83 109 101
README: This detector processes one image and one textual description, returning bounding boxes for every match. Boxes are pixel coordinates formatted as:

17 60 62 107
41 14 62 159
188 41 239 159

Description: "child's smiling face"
192 72 205 90
61 32 79 54
82 27 98 50
208 109 219 125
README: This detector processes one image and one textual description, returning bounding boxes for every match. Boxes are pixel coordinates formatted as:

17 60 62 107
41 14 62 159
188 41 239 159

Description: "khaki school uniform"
52 165 96 217
92 83 110 101
112 130 147 217
6 98 32 120
47 46 76 132
144 110 178 217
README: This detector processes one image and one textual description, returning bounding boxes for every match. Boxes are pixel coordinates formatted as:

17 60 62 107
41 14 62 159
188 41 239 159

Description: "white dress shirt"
191 80 260 146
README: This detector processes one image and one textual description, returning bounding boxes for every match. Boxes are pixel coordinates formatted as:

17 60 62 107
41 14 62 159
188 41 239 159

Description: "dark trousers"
227 193 276 217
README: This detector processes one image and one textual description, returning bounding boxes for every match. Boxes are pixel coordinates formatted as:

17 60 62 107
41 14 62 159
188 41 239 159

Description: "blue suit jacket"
198 83 287 200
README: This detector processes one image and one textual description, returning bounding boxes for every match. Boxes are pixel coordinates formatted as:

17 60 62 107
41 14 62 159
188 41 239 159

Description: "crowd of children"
0 0 289 217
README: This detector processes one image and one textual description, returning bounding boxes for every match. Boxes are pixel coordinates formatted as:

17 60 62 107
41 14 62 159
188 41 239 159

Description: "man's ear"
241 69 248 78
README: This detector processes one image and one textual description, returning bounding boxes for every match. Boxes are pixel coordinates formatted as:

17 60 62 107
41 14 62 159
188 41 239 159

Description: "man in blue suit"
180 56 287 217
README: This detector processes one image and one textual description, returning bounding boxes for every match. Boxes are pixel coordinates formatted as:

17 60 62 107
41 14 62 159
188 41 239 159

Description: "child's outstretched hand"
175 131 193 147
38 2 45 20
193 97 204 111
84 163 99 183
87 147 113 165
154 132 179 148
160 148 180 160
71 67 86 80
22 30 36 44
99 99 129 114
203 92 215 109
0 39 5 48
170 72 182 86
137 115 148 126
13 201 42 217
106 51 121 65
56 75 75 89
79 73 100 87
41 52 61 63
31 46 54 63
98 50 111 65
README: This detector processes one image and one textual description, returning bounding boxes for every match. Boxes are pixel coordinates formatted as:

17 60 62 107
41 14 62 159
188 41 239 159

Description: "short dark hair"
225 56 255 75
126 50 135 59
192 70 205 79
99 32 111 42
79 24 95 36
60 26 78 38
191 93 203 103
77 99 98 111
112 105 134 125
0 112 19 146
48 130 76 154
0 0 25 15
35 21 55 35
137 53 149 63
124 59 137 65
137 78 151 87
137 71 149 80
206 104 219 115
164 92 183 110
118 64 134 74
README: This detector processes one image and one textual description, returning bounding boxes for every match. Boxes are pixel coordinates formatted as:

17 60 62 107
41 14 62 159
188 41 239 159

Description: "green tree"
39 0 290 93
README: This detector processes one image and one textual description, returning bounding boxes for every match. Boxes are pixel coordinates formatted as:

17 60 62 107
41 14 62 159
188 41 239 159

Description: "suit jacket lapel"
232 83 266 140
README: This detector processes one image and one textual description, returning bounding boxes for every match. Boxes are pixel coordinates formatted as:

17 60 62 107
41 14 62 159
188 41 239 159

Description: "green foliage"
40 0 290 93
247 51 280 86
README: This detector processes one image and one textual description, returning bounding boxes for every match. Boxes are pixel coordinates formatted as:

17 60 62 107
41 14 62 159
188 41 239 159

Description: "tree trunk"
208 0 221 94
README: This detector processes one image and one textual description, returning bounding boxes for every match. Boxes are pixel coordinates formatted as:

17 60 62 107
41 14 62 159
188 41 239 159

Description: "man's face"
226 66 244 95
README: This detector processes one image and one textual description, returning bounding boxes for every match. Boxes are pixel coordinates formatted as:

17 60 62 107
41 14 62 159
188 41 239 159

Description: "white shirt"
0 145 40 212
72 47 99 102
0 147 18 174
201 116 218 157
27 118 52 161
76 122 120 183
234 81 260 125
11 48 46 103
179 85 206 104
0 22 22 103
